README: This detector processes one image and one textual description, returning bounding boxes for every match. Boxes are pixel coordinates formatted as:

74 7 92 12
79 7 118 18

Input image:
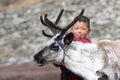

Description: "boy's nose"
78 31 82 34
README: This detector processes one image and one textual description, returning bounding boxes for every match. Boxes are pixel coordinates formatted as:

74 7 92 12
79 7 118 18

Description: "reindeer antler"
41 9 84 39
40 9 64 37
58 9 84 40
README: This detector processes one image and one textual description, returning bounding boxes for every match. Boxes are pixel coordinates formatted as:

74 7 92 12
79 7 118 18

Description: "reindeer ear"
63 32 73 45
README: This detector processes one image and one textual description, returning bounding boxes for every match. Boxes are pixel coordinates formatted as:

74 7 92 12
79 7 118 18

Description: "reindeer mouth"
34 58 55 66
35 62 44 66
33 58 46 66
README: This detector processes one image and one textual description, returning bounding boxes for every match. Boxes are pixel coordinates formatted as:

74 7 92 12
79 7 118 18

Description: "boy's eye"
75 28 79 29
81 28 87 30
74 26 79 29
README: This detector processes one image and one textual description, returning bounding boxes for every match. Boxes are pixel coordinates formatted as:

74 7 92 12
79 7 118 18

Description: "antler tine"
58 9 84 39
40 14 58 35
40 14 55 37
55 9 64 25
43 9 65 34
40 11 64 28
40 16 47 26
41 9 64 37
42 30 53 38
44 14 63 31
40 15 55 37
64 9 84 30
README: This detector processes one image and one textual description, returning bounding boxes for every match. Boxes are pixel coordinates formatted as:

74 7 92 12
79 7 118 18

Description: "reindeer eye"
50 43 59 52
51 45 59 51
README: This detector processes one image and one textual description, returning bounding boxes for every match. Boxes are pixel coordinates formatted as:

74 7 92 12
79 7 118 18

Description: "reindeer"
33 9 120 80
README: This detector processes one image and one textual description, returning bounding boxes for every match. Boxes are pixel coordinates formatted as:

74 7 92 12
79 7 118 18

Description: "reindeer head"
33 9 84 66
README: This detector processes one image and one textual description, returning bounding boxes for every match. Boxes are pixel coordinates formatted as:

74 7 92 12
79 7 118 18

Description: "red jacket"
60 37 91 80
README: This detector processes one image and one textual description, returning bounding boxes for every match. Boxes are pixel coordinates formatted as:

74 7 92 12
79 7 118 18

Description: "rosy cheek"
73 34 79 38
83 33 88 37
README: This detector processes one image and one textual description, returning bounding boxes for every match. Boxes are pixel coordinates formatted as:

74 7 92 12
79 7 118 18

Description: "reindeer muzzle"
33 48 46 66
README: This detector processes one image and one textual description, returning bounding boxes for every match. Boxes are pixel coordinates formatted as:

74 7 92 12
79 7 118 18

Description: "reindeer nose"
34 56 45 66
33 47 46 65
33 49 43 62
33 54 39 63
33 53 45 65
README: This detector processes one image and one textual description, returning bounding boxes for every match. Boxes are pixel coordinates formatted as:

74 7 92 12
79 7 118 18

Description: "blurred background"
0 0 120 80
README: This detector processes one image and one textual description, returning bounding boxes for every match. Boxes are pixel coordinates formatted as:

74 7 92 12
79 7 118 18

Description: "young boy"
72 16 91 43
60 16 91 80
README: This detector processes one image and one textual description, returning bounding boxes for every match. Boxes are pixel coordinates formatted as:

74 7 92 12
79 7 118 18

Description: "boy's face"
71 21 90 38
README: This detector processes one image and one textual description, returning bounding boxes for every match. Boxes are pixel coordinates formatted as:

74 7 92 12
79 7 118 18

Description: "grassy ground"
0 63 60 80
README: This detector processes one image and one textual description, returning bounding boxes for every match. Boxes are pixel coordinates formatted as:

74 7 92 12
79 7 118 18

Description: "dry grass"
0 0 43 11
0 50 16 58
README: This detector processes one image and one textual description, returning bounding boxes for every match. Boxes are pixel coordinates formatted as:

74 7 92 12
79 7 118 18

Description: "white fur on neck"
63 41 104 80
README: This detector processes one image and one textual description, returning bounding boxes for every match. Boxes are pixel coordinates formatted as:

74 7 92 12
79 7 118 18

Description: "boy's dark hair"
78 16 90 29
